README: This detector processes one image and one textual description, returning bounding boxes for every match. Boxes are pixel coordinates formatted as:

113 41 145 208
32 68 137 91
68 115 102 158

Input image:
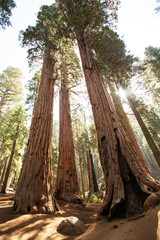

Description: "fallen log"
0 196 15 201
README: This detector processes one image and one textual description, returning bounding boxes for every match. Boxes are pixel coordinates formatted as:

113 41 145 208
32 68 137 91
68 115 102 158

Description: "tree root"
13 201 58 214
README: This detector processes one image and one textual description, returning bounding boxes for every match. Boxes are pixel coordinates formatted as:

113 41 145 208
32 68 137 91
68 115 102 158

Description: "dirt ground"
0 192 160 240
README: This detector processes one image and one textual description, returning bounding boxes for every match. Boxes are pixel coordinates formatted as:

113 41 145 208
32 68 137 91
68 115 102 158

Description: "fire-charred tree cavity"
13 51 59 214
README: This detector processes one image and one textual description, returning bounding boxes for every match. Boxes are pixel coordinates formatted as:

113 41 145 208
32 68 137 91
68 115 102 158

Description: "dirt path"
0 193 159 240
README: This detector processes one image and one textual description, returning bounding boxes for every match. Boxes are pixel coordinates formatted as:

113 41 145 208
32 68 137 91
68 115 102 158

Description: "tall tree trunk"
14 50 58 214
1 124 19 194
76 32 160 218
87 149 99 198
0 158 8 186
127 95 160 167
54 57 79 202
108 82 149 172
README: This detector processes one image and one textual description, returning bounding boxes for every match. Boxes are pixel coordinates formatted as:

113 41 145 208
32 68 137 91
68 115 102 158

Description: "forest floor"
0 190 159 240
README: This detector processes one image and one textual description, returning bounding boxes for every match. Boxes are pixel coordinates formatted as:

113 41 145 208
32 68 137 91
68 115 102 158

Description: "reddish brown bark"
109 83 149 172
76 32 160 218
14 50 58 214
54 57 79 202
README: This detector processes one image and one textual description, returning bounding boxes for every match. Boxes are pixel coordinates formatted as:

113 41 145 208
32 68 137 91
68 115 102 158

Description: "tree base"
13 196 60 214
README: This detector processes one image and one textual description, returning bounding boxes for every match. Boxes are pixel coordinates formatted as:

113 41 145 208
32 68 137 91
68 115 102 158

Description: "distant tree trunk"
7 170 14 189
109 82 149 172
0 164 3 177
54 57 79 202
75 120 85 200
76 32 160 218
0 94 6 114
126 95 160 167
137 137 158 170
14 50 58 214
87 149 99 198
0 158 8 186
1 124 19 194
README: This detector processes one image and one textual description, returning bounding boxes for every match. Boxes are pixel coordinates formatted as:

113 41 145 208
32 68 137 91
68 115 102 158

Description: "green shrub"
88 194 103 204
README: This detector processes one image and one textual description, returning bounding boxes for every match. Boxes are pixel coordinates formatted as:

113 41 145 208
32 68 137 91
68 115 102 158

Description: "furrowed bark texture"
127 95 160 167
77 33 160 218
87 150 99 198
55 57 79 202
14 51 58 214
109 83 149 172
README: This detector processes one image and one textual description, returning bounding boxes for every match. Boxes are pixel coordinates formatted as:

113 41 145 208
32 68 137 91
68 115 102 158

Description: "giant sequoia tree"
57 0 160 218
55 56 79 202
91 29 149 172
14 7 59 213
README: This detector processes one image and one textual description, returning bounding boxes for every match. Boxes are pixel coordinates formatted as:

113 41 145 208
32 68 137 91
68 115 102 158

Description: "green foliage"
88 194 103 204
52 120 59 186
19 3 64 65
72 109 89 181
55 38 83 88
138 46 160 113
91 26 136 88
72 108 102 192
25 70 41 115
0 66 23 113
144 46 160 81
129 95 160 150
0 0 16 29
0 105 28 176
57 0 120 36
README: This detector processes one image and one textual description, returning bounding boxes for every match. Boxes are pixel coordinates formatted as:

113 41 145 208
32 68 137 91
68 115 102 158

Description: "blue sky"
0 0 160 86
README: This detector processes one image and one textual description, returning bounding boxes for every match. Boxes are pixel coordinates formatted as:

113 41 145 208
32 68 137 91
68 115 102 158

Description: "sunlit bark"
14 50 58 214
76 32 160 218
